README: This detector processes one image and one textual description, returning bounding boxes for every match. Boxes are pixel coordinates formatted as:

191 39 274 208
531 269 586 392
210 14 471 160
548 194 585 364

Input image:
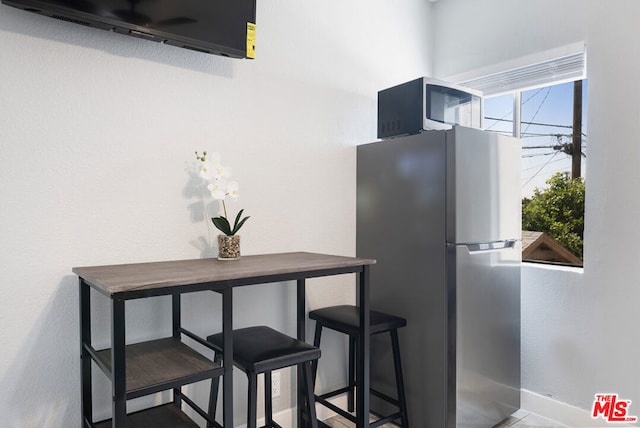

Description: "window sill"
523 260 584 274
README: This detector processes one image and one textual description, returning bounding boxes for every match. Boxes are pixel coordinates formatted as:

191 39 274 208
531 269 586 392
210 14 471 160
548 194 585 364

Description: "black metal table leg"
297 279 306 427
111 297 126 428
356 266 371 428
80 279 93 427
222 287 233 428
172 294 182 408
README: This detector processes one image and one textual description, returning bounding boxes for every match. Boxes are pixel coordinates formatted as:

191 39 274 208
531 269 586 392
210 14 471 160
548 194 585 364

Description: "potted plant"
195 151 250 260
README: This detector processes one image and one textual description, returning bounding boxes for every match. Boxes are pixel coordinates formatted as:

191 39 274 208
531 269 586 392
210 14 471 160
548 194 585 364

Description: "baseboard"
521 389 637 427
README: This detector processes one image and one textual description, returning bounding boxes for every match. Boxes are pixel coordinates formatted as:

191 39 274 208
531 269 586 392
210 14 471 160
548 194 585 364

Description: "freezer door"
446 126 521 244
447 241 521 428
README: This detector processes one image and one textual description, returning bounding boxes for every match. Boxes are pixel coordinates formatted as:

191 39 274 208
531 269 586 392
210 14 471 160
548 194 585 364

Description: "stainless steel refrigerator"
356 126 521 428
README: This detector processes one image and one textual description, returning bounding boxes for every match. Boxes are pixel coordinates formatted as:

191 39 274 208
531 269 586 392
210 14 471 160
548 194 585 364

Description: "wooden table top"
73 252 375 295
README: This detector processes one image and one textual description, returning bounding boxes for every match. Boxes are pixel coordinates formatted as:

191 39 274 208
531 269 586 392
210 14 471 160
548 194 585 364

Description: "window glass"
520 81 586 196
484 93 514 137
484 80 587 266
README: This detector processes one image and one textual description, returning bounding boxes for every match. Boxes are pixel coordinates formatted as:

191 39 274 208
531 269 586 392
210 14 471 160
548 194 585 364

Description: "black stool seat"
309 305 406 335
310 305 409 427
206 326 320 428
207 326 321 374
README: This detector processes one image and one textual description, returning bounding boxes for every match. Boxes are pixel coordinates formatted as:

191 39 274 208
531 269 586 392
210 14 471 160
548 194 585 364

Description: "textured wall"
0 2 432 426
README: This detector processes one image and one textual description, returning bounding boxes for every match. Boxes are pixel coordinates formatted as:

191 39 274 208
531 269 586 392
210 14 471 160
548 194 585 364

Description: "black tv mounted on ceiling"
1 0 257 58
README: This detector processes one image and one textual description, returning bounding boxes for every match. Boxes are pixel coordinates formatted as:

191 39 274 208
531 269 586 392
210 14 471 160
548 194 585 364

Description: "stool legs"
207 353 223 428
312 323 358 414
391 329 409 428
312 322 323 382
247 372 258 428
264 371 273 427
208 355 319 428
348 336 356 412
303 361 320 428
312 324 409 427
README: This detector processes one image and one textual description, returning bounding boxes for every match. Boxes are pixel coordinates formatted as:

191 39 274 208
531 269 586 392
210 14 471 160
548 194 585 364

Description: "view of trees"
522 172 585 260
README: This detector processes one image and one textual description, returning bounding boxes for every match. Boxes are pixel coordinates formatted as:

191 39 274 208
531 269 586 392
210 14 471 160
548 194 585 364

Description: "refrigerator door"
447 241 521 428
446 126 521 244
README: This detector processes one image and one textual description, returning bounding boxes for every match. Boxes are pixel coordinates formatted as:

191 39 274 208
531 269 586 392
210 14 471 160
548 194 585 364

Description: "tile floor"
322 414 397 428
495 409 568 428
323 409 567 428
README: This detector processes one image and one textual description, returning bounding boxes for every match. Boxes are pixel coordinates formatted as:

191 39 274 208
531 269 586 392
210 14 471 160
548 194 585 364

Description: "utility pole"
572 80 582 179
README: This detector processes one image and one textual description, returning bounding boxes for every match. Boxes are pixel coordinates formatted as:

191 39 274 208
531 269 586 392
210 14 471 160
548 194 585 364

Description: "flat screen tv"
1 0 257 58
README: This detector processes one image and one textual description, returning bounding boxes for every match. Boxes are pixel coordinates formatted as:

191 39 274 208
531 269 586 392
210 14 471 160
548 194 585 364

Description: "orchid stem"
203 190 214 246
222 200 228 219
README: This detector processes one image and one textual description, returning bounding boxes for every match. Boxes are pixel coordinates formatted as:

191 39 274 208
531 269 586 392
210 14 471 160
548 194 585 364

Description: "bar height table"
74 252 375 428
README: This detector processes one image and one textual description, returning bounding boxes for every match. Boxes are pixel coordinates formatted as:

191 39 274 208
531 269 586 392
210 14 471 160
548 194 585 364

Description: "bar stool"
206 326 321 428
309 305 409 427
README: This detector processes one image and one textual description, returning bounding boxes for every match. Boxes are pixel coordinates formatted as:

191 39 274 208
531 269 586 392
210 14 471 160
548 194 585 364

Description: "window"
484 80 586 266
459 47 587 266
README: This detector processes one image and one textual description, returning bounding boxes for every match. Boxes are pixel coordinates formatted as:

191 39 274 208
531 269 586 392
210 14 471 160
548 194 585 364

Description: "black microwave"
378 77 483 139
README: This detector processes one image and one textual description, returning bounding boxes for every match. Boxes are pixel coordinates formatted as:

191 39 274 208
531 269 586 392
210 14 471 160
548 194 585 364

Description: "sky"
484 80 588 198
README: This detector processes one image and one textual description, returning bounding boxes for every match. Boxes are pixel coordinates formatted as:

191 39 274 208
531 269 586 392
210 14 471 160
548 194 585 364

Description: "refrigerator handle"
455 239 518 253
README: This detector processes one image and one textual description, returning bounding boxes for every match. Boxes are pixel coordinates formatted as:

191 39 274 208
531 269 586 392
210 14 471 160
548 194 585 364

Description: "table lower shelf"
94 403 199 428
93 337 220 399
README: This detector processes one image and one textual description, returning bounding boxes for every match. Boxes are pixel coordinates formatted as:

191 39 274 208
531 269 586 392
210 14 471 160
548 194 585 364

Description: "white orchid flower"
213 164 232 180
197 152 222 180
208 180 228 200
227 181 240 199
199 160 216 180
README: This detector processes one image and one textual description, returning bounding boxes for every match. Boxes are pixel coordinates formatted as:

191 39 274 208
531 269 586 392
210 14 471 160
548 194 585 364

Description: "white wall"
433 0 640 419
0 2 432 426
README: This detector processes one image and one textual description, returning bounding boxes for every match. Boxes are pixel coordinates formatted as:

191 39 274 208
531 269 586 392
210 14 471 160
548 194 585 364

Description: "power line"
523 151 560 187
485 117 588 137
523 156 568 171
485 116 573 130
484 87 545 131
523 160 568 176
523 152 556 158
522 86 551 135
522 87 545 104
523 145 565 150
